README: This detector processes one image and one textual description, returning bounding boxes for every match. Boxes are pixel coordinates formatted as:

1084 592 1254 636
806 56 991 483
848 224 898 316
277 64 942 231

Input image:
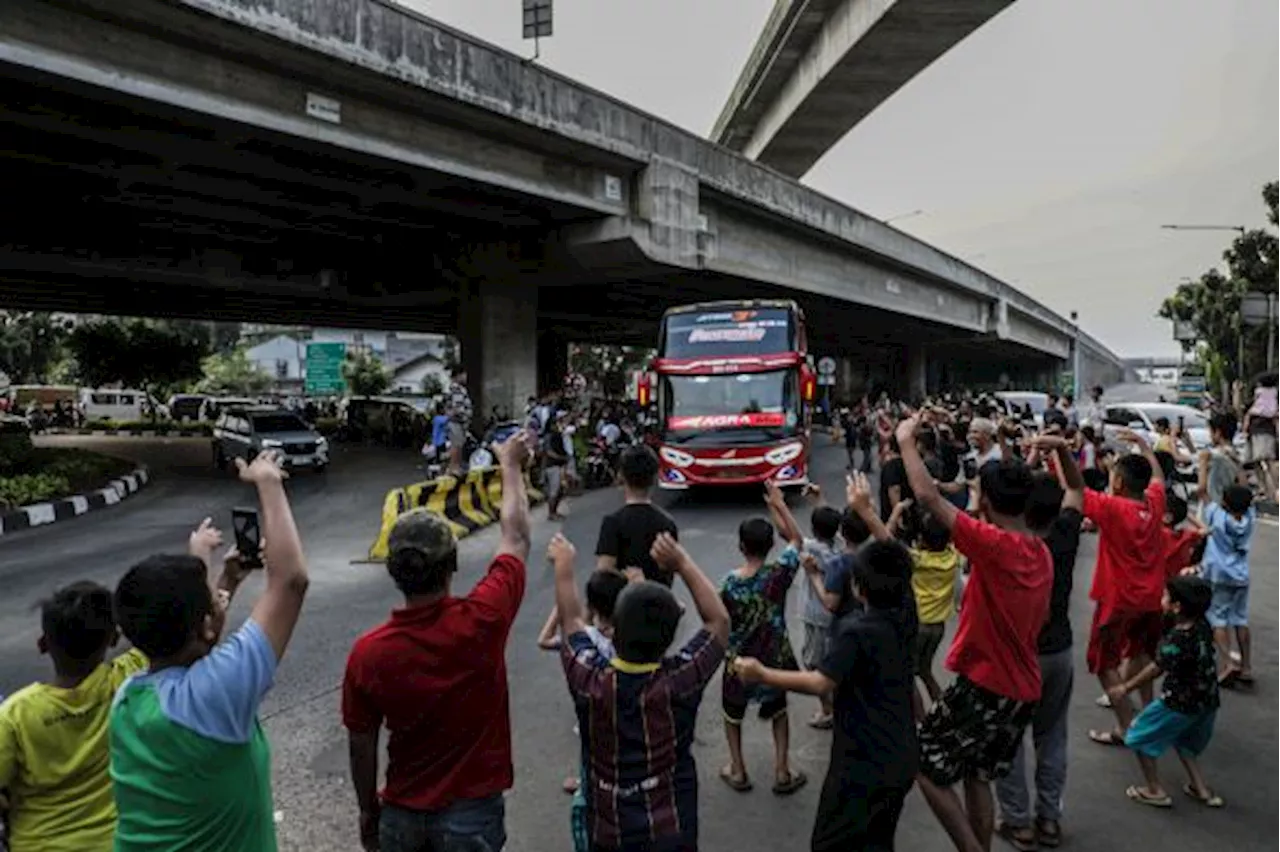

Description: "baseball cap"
387 509 457 563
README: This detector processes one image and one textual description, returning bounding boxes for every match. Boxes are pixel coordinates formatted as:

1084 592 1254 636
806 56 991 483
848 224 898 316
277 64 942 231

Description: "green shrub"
0 428 35 475
0 473 71 510
82 419 212 435
30 448 133 490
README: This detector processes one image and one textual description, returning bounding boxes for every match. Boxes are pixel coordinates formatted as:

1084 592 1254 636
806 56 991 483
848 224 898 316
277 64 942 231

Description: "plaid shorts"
919 676 1036 786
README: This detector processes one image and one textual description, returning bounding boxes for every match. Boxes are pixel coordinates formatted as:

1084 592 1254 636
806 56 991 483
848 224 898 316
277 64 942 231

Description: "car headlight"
660 447 695 468
765 442 803 466
261 438 283 448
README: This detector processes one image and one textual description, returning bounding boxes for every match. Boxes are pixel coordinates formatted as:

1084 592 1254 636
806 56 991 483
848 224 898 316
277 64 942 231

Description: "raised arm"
1033 434 1084 512
763 480 804 548
239 451 309 661
846 472 893 542
897 416 959 529
549 534 586 640
1116 428 1163 487
653 533 729 647
494 430 533 562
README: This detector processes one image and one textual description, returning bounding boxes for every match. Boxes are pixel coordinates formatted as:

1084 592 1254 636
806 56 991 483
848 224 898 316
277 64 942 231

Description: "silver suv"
212 407 329 473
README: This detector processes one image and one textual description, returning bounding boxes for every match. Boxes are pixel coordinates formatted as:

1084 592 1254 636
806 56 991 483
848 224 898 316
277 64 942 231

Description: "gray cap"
387 509 456 562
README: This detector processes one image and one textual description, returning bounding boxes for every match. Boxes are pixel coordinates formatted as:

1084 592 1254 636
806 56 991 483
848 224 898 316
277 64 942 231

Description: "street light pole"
1070 310 1081 401
1160 224 1248 234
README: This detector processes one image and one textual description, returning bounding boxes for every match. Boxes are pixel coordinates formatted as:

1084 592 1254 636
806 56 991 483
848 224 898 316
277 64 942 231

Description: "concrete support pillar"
459 280 538 424
905 345 928 401
537 329 569 397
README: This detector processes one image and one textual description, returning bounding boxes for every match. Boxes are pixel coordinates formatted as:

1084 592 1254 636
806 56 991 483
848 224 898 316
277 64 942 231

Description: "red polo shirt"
1083 482 1166 621
946 512 1052 703
342 553 525 811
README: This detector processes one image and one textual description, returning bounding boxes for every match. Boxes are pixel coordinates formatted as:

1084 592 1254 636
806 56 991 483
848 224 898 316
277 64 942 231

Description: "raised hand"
763 479 786 509
895 413 922 447
650 531 685 572
547 532 576 567
495 429 531 469
236 450 286 485
846 471 874 514
188 517 223 558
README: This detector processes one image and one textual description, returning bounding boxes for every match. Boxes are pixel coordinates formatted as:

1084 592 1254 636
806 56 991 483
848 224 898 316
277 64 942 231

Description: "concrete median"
367 467 544 561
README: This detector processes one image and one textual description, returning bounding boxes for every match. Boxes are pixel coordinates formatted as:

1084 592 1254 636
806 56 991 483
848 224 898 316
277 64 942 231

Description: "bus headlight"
765 442 803 466
660 447 695 468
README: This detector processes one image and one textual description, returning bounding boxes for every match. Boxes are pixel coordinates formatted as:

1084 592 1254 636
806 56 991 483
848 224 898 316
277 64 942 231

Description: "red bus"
641 300 816 489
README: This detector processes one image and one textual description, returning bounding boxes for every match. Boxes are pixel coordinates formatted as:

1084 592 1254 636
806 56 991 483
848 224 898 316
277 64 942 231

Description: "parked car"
81 388 167 422
168 394 209 423
201 396 259 422
212 406 329 473
993 391 1052 428
1099 402 1246 477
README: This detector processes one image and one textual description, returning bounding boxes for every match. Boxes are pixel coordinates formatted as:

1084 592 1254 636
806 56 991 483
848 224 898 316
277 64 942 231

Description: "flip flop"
1095 693 1113 708
772 770 808 796
995 820 1037 852
1126 785 1172 808
807 714 834 730
1182 783 1224 808
1235 672 1255 687
1089 729 1126 747
1218 668 1240 689
719 767 752 793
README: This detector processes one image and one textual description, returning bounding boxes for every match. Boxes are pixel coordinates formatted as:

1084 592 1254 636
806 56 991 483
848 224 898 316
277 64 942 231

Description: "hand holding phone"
231 507 263 570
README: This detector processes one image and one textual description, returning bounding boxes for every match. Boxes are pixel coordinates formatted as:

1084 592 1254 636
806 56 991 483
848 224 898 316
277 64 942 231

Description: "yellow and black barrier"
366 467 544 562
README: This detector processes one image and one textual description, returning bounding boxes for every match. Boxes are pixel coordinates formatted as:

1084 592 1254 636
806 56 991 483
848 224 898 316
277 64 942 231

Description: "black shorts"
722 674 788 724
811 776 910 852
918 677 1035 786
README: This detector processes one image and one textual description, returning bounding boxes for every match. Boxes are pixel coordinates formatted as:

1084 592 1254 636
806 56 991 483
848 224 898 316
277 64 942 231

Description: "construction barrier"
366 467 544 562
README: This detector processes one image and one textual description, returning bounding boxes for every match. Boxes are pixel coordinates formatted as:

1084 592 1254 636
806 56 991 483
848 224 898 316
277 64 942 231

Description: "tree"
342 350 391 397
197 349 272 396
568 344 653 397
67 319 207 399
421 373 444 398
0 312 71 384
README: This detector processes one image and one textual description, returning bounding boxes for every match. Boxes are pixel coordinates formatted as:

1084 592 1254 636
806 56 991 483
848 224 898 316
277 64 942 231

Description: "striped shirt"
560 629 724 852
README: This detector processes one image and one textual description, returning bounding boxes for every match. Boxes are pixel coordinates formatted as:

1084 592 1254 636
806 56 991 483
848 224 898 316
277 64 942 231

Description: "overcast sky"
399 0 1277 357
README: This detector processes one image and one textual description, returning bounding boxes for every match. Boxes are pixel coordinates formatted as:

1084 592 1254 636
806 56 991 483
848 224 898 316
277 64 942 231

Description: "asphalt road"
1 435 1275 852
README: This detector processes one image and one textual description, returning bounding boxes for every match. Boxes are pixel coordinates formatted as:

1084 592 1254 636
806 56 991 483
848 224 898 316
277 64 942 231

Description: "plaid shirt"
560 629 724 851
446 381 472 426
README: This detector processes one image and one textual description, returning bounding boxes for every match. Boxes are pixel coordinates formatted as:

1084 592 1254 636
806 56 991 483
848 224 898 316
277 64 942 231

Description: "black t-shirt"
938 440 962 483
1038 507 1083 655
878 456 941 522
817 607 919 790
594 502 679 584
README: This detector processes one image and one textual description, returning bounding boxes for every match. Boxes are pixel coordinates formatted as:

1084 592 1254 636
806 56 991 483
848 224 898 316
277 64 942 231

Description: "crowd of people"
0 380 1267 852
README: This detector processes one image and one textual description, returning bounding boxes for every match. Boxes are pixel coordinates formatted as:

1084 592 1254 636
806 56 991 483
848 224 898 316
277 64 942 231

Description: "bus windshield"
662 370 799 443
661 307 794 359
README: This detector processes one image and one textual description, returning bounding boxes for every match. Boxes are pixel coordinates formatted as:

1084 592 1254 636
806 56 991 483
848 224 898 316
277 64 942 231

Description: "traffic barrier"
366 467 544 561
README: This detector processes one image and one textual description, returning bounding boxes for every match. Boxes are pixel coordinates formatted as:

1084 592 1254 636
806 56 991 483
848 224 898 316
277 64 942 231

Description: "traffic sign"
817 356 837 376
305 342 347 395
817 375 836 386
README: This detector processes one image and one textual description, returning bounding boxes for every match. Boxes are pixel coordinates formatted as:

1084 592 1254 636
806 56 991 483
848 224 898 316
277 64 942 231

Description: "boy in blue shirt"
1200 484 1255 687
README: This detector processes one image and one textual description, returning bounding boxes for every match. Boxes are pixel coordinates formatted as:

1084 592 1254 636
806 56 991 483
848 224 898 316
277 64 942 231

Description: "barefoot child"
718 481 809 796
1201 484 1256 687
1110 575 1222 809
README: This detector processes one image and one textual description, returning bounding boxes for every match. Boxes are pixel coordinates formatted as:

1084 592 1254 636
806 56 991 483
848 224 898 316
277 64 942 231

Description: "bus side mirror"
800 364 816 403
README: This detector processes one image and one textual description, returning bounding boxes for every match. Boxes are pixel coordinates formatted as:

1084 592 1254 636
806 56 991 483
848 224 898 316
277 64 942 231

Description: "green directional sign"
305 342 347 396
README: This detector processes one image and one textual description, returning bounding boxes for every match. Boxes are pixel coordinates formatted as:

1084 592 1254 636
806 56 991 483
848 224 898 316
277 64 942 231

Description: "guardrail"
366 467 544 561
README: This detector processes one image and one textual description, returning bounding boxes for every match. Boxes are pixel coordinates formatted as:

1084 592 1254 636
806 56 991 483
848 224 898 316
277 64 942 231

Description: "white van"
81 388 167 422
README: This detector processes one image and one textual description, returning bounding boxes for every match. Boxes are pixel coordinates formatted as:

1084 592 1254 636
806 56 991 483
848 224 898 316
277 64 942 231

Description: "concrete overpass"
0 0 1119 416
712 0 1015 178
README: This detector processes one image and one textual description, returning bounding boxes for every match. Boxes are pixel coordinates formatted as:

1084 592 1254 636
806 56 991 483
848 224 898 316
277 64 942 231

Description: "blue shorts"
1125 699 1216 759
1207 584 1249 628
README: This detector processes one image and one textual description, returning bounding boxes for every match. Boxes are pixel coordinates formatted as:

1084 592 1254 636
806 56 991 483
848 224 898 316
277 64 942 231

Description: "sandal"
1095 693 1113 708
1035 817 1062 848
807 713 834 730
1089 729 1126 747
719 767 752 793
1126 785 1172 808
772 770 808 796
1182 783 1224 808
995 820 1037 852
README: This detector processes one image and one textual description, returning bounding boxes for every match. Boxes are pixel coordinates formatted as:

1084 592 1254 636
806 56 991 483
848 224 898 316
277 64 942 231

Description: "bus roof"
661 299 801 318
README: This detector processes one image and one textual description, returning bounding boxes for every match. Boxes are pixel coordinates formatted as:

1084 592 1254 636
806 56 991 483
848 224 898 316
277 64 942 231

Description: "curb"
366 468 544 562
0 467 151 536
44 429 209 438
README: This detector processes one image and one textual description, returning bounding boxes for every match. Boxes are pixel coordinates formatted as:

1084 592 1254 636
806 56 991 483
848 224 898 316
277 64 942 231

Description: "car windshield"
1139 406 1208 430
252 414 309 433
1000 394 1049 414
662 370 798 443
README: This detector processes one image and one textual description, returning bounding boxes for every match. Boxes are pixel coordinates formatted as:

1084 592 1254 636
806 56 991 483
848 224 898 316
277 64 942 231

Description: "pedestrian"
995 435 1085 851
1198 412 1244 509
110 452 309 852
555 531 729 852
544 412 571 521
799 493 841 729
1109 575 1223 809
907 511 961 706
1243 373 1278 498
1200 484 1256 687
445 366 472 477
1159 492 1207 580
816 505 875 618
594 445 678 583
718 481 809 796
0 582 146 852
733 538 918 852
897 415 1052 852
1083 431 1168 748
343 431 531 852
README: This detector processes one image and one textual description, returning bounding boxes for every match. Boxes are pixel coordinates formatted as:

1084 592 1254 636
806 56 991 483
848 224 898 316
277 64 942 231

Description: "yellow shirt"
0 648 147 852
910 545 960 625
1154 435 1175 455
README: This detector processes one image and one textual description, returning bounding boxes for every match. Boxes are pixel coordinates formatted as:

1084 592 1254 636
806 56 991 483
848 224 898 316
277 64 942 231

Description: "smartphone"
1177 415 1185 432
231 507 263 569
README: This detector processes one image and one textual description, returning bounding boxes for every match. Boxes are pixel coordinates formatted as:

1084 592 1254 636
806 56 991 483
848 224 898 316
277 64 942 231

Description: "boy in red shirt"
1082 429 1166 747
898 415 1052 852
1161 492 1207 579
